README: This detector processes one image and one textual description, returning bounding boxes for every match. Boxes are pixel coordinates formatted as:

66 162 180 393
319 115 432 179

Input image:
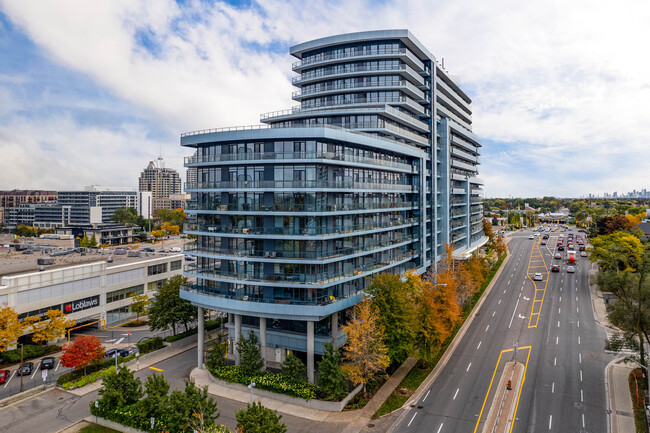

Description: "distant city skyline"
1 1 649 197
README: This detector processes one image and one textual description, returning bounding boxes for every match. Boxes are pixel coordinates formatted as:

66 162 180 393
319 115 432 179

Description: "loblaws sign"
63 295 100 314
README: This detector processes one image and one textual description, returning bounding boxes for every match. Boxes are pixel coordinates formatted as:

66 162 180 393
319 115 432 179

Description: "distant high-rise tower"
138 159 182 212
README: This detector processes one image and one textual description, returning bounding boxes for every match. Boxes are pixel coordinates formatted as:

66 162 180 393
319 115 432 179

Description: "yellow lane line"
474 346 532 433
148 366 163 372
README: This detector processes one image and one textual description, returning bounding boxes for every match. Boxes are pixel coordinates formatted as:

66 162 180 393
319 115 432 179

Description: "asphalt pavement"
387 229 612 433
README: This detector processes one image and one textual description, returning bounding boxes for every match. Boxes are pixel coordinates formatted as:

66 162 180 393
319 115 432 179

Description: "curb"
0 383 54 408
386 248 512 432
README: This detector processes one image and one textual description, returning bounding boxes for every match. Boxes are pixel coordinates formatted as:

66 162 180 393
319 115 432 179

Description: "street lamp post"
19 343 24 392
248 380 256 405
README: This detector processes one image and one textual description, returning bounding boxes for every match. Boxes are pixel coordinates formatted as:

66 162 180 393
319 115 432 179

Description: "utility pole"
19 343 24 392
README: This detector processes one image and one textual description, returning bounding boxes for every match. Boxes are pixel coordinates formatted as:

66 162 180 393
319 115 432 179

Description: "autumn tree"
593 214 640 236
30 309 75 343
0 304 26 352
60 335 105 375
151 229 166 240
365 273 417 367
482 218 494 242
162 221 180 236
341 297 389 393
129 293 149 323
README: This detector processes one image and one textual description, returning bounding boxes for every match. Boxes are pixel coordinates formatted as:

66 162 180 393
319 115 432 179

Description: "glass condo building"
180 30 486 382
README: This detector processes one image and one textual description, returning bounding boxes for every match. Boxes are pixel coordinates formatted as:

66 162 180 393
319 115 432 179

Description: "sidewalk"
589 269 637 433
190 356 419 432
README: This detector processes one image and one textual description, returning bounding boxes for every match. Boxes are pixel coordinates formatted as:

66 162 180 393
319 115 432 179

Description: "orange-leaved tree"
0 303 26 352
30 309 76 343
341 297 389 393
415 244 462 363
60 335 105 375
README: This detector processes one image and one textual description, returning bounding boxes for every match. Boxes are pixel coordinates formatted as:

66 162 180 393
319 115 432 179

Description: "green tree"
365 273 417 368
98 365 143 410
281 353 306 380
148 275 196 335
316 342 347 400
89 233 98 248
154 208 186 228
168 379 219 433
129 293 149 323
137 373 170 421
14 224 36 237
111 207 139 226
206 333 228 370
79 233 90 247
235 401 287 433
237 330 264 375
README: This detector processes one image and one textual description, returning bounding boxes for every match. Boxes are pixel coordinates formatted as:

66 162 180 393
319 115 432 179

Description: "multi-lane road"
391 229 612 432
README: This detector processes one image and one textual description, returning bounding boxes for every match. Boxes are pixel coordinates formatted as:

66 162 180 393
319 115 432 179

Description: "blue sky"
0 0 649 197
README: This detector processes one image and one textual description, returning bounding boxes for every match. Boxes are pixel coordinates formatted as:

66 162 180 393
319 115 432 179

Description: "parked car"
170 247 182 252
184 255 196 261
104 349 120 359
0 369 10 384
17 362 33 376
40 357 55 370
119 346 139 357
533 272 543 281
141 247 155 252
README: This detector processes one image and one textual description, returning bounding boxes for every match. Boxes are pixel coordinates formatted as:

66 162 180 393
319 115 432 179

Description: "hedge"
209 365 319 401
1 344 62 365
61 365 117 390
136 337 164 354
164 319 223 343
57 354 134 386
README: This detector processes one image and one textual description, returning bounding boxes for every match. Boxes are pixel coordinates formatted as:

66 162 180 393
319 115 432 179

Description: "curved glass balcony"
185 180 415 192
185 201 416 213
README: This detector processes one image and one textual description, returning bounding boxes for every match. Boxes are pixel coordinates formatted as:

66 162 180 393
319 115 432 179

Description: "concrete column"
228 313 233 354
259 318 266 370
197 307 204 369
234 314 242 365
331 312 338 348
307 321 314 384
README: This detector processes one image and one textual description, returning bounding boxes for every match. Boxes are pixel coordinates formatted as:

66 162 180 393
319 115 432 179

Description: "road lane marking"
577 307 579 314
436 424 443 433
559 296 561 302
576 296 578 302
467 363 472 372
582 414 585 428
556 336 558 344
504 289 507 294
554 357 556 366
578 336 581 345
508 280 511 285
509 298 521 328
477 341 482 350
498 299 502 305
55 360 61 372
581 389 584 401
31 366 38 379
519 293 521 298
453 388 459 399
407 412 417 427
549 415 552 430
579 353 582 363
473 346 532 433
485 325 489 332
3 370 16 387
552 382 554 393
577 321 580 328
115 337 125 345
492 311 496 317
149 366 164 372
423 390 430 401
557 321 560 327
580 370 583 381
559 308 561 314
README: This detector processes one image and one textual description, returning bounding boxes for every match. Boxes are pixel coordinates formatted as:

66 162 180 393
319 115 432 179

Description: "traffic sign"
513 341 518 348
41 369 48 382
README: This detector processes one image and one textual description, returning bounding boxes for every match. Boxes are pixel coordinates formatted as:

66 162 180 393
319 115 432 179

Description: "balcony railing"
184 250 417 286
293 63 409 84
184 239 414 260
185 150 414 172
293 47 407 69
184 201 417 213
184 180 415 192
185 218 417 237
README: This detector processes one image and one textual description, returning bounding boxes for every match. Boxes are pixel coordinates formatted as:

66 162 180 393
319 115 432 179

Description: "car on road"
141 247 155 252
580 251 588 257
17 362 33 377
533 272 543 281
541 241 547 245
40 357 55 370
557 245 564 251
104 349 120 359
170 247 182 252
579 245 585 251
184 255 196 261
0 369 10 384
543 234 549 239
551 265 560 272
567 266 575 273
528 235 535 239
554 253 562 259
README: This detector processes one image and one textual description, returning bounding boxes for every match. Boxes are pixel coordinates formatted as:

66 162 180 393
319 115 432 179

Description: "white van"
170 246 182 252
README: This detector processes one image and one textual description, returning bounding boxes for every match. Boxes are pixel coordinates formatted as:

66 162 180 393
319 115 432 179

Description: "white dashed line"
581 389 584 402
477 341 482 350
556 336 559 344
504 289 507 294
577 307 579 314
453 388 459 400
557 321 560 328
579 353 582 363
467 363 472 372
552 382 555 393
423 390 430 401
554 357 556 366
436 424 443 433
559 296 561 302
549 415 553 430
582 413 585 428
408 412 417 427
498 299 502 305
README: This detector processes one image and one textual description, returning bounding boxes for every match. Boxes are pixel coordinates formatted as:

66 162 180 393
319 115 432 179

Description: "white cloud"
0 0 649 197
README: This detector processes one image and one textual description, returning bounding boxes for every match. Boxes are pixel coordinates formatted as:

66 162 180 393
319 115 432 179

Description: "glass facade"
179 30 485 373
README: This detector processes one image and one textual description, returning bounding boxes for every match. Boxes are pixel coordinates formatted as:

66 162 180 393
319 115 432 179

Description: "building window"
148 263 168 276
106 284 144 303
147 279 167 292
170 260 182 271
